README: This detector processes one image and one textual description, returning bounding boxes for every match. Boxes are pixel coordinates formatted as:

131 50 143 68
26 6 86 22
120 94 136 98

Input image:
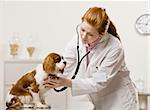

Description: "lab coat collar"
87 37 101 51
99 32 110 43
79 32 110 52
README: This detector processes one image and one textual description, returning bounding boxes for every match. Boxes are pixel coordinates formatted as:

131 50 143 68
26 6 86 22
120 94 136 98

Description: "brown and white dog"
5 53 66 109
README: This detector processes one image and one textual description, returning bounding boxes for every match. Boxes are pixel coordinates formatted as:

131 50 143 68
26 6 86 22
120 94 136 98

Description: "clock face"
135 14 150 35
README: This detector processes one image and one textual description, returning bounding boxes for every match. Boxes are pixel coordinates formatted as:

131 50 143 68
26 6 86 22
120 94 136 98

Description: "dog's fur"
6 53 66 109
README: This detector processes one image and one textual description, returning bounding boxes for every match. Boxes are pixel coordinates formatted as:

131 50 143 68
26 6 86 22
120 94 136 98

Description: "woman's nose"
82 32 87 39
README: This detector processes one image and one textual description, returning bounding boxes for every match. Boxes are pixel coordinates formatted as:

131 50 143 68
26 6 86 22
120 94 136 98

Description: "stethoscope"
54 25 91 92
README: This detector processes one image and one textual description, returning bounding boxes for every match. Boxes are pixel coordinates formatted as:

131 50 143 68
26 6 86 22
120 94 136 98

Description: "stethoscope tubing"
54 25 90 92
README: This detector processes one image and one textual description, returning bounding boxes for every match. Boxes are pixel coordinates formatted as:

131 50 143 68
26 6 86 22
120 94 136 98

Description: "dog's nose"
63 61 67 65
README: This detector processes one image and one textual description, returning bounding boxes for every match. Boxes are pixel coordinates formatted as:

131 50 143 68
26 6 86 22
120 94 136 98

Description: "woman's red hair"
82 7 120 40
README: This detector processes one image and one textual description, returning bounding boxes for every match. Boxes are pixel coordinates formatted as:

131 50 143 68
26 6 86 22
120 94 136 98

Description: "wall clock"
135 14 150 35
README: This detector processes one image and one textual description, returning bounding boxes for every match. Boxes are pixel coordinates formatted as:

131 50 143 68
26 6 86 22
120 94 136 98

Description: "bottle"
9 33 20 58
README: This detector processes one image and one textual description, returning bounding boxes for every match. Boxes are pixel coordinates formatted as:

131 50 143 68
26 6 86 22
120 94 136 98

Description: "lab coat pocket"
95 56 106 69
93 66 107 83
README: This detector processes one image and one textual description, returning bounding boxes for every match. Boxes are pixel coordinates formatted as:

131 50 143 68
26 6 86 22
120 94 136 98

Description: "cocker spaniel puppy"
6 53 66 109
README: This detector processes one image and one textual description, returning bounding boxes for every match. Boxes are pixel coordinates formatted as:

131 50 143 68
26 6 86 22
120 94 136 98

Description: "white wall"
0 1 149 109
0 1 4 109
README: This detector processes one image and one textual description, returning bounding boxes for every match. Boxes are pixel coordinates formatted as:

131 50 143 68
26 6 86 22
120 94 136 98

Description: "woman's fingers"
44 82 57 88
43 79 60 88
44 81 56 86
43 77 69 88
44 84 54 88
43 77 71 88
44 77 48 81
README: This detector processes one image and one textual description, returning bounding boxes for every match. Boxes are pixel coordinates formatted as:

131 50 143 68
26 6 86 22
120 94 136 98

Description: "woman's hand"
43 77 72 89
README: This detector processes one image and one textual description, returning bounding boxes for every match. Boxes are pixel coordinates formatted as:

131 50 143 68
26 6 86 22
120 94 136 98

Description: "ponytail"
107 21 120 41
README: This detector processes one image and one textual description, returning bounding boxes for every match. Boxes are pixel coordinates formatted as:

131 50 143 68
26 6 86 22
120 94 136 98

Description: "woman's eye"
88 33 93 37
81 28 85 32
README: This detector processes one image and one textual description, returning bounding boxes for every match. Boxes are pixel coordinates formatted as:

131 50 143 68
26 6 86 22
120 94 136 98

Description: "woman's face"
79 21 100 44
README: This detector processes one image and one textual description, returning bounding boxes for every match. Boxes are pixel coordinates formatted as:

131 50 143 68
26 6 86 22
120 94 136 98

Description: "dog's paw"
23 103 35 109
35 102 51 109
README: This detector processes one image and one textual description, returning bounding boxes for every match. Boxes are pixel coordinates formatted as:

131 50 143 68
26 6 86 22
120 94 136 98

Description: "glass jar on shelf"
26 36 36 58
9 34 20 58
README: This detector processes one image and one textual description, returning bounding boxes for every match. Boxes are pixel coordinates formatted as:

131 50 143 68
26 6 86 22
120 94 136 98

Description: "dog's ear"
26 70 36 82
43 54 55 74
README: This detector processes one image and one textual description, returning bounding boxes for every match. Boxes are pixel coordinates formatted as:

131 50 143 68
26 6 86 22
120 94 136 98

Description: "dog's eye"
11 97 17 103
55 57 61 63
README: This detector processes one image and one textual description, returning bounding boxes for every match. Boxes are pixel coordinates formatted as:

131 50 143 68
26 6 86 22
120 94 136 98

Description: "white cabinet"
138 92 150 110
4 59 42 85
4 59 67 110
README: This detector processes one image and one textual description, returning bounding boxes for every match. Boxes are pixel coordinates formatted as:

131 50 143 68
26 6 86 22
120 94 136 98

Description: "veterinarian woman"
44 7 139 110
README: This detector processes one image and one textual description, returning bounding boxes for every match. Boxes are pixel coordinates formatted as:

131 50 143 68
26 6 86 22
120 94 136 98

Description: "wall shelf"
4 59 42 63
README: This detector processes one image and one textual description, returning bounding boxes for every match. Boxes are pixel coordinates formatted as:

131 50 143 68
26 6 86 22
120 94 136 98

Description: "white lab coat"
63 32 139 110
